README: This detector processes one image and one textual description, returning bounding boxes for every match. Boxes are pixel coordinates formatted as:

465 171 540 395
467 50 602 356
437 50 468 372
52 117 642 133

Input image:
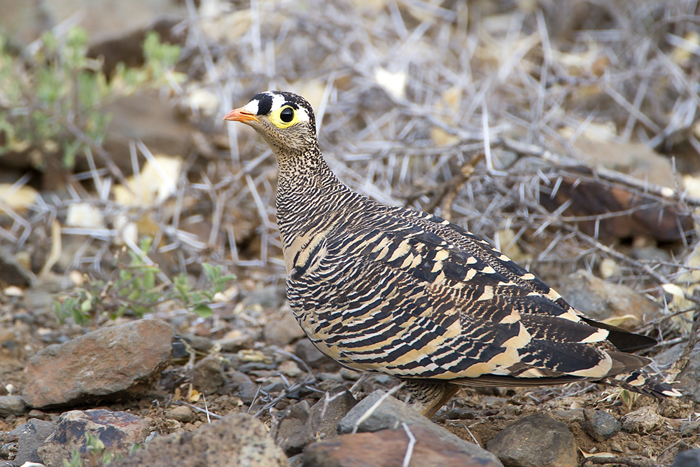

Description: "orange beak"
223 107 260 123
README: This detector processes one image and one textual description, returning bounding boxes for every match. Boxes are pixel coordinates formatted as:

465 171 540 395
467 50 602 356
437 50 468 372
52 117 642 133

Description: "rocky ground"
0 271 697 466
1 0 700 466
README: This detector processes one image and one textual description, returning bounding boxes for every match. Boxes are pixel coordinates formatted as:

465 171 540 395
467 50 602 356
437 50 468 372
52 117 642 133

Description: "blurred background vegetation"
0 0 699 331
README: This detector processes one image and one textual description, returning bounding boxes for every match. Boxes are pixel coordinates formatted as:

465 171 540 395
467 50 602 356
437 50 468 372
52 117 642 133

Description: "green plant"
0 27 183 172
62 431 119 467
173 262 237 318
54 237 236 325
619 388 640 410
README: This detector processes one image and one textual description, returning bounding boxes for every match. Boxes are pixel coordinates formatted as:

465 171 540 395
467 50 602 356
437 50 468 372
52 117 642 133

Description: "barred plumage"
224 91 681 417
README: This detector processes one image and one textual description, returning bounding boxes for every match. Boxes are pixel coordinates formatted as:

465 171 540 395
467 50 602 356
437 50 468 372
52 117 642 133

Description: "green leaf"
193 304 213 318
80 298 92 313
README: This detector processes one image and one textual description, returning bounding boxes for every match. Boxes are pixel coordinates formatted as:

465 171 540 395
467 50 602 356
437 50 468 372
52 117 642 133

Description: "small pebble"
28 409 48 420
166 406 195 423
317 372 344 383
339 368 361 381
278 360 302 378
611 441 623 453
627 441 639 450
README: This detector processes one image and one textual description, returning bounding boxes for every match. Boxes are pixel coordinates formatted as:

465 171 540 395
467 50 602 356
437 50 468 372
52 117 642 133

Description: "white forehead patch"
271 93 286 111
243 100 259 114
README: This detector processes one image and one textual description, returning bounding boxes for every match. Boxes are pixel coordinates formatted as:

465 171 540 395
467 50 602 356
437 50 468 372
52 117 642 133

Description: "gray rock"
215 332 255 353
303 425 503 467
23 319 173 408
264 310 306 346
486 413 577 467
38 409 150 467
114 412 289 467
189 354 225 394
180 335 214 354
559 269 660 327
229 371 259 403
338 390 501 465
272 387 357 456
10 418 56 466
631 246 672 262
674 449 700 467
338 389 425 434
583 409 621 441
622 406 663 434
0 396 25 417
294 339 338 371
243 285 287 310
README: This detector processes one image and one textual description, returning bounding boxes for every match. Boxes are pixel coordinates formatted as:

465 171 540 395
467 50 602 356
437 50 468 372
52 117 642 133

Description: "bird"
224 90 681 417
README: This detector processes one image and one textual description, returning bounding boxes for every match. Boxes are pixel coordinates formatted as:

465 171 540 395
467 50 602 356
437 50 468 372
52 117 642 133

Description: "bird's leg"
403 381 461 418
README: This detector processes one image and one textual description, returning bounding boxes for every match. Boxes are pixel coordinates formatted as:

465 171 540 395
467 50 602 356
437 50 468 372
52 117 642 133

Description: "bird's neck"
274 145 355 246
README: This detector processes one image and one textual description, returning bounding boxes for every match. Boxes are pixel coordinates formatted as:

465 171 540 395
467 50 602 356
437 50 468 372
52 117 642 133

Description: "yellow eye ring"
269 105 300 129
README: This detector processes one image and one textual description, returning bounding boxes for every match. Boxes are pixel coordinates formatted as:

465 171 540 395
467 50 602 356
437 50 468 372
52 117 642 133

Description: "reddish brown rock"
303 425 503 467
38 409 150 467
23 319 173 408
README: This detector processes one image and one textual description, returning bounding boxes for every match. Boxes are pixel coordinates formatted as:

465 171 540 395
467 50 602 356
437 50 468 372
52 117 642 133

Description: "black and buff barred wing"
390 207 659 353
285 209 648 385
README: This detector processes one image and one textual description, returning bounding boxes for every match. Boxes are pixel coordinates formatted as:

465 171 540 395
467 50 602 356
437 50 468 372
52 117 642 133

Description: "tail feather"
605 370 682 398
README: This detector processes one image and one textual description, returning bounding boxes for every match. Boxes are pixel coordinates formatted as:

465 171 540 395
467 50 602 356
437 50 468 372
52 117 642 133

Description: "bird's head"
224 91 317 155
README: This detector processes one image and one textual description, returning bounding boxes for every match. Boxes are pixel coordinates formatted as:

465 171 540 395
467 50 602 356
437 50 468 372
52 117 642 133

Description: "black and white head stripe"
244 91 316 132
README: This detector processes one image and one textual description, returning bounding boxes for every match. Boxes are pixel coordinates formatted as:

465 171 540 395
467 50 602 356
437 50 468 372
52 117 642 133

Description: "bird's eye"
280 107 295 123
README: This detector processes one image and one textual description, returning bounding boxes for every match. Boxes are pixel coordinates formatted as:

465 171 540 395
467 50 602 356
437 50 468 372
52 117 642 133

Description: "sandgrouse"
224 91 680 417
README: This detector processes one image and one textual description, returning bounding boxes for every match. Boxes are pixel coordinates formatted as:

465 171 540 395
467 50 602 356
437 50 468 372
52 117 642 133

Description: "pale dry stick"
227 225 239 263
253 375 317 418
209 190 226 247
315 71 336 137
121 234 173 286
657 336 690 348
620 77 650 143
174 399 222 420
462 424 480 447
564 112 598 147
670 305 700 376
570 227 671 285
202 393 211 424
534 9 552 131
244 174 273 230
249 0 263 74
0 198 33 246
600 80 661 134
401 422 416 467
389 0 409 39
440 154 486 221
655 43 700 111
136 141 177 196
318 389 350 421
247 385 262 415
351 383 405 435
65 119 131 189
584 456 656 467
83 147 104 197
